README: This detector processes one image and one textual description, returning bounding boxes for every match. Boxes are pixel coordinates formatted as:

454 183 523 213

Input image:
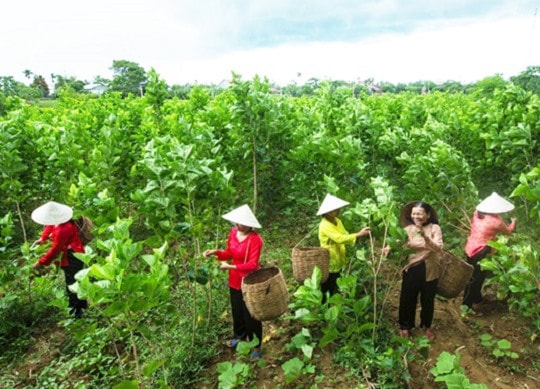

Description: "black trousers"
321 272 340 302
462 246 492 308
230 287 262 347
62 251 88 318
399 262 438 330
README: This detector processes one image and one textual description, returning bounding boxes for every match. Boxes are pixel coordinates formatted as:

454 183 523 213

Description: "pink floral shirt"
465 211 515 258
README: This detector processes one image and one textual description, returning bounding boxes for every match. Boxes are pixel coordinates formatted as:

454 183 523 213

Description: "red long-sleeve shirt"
40 225 54 241
38 222 85 267
465 211 516 258
216 227 264 290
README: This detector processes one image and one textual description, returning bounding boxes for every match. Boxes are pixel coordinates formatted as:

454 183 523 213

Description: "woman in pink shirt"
204 204 264 360
462 192 516 315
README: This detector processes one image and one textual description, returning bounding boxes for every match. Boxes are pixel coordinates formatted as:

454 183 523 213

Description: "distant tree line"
1 60 539 109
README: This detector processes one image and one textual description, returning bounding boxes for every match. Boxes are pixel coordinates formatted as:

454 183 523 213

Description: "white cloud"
1 0 538 86
153 15 539 85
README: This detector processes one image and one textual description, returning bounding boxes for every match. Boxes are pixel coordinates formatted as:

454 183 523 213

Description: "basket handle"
293 224 319 248
243 239 251 264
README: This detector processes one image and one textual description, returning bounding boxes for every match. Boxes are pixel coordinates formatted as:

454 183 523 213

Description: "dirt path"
204 281 539 388
386 282 539 388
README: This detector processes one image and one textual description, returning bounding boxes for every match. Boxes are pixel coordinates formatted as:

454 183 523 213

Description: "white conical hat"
222 204 261 228
31 201 73 225
316 194 350 216
476 192 515 214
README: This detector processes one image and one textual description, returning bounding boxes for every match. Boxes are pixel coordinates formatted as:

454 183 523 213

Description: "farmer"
31 201 88 318
203 204 264 360
317 194 371 298
462 192 516 316
397 201 443 340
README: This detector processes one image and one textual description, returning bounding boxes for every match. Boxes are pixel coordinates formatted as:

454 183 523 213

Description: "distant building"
216 79 231 89
84 83 107 95
368 84 382 94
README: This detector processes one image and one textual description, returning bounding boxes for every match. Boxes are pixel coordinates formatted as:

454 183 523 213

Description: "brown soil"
203 282 540 388
6 279 539 388
393 287 540 389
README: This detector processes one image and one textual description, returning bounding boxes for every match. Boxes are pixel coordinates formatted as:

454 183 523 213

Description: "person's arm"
215 248 233 261
407 225 443 252
36 227 69 266
41 225 54 241
424 224 443 251
204 246 233 261
499 217 516 235
33 225 54 245
321 220 357 245
204 230 234 261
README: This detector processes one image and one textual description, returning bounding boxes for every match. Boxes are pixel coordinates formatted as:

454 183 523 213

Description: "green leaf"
479 333 492 342
216 361 233 374
432 351 457 375
90 264 115 280
496 339 511 350
281 357 304 384
113 380 139 389
103 301 127 316
301 344 314 359
324 306 340 323
143 359 166 376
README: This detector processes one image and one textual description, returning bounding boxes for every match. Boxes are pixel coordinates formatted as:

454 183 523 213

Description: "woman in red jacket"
32 201 88 318
462 192 516 316
204 204 264 360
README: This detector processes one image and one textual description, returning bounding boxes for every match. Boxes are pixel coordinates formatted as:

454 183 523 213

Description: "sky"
2 0 540 87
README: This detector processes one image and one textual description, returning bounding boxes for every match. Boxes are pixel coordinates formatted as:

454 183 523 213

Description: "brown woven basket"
437 251 474 299
241 267 289 321
291 247 330 284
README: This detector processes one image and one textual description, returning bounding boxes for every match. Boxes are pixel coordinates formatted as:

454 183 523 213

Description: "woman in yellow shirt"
317 194 371 298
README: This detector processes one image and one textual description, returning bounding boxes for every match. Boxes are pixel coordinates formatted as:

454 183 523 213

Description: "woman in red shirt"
462 192 516 315
204 204 264 360
32 201 88 318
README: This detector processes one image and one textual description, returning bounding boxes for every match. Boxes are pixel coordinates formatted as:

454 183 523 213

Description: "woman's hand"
356 227 371 238
33 261 46 276
219 262 235 271
414 223 426 237
399 265 408 276
203 249 217 257
32 238 43 246
382 245 391 257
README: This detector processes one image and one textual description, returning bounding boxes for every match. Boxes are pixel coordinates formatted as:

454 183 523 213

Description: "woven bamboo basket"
241 267 289 321
437 251 474 299
291 247 330 284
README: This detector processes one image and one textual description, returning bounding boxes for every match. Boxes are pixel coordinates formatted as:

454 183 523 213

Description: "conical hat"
476 192 514 214
316 194 350 216
222 204 261 228
31 201 73 225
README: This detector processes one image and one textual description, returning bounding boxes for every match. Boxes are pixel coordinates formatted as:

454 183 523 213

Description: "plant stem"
252 134 257 213
129 328 142 384
15 200 27 243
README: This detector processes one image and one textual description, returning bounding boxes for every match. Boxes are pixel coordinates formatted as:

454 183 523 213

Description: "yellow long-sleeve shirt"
318 217 357 273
